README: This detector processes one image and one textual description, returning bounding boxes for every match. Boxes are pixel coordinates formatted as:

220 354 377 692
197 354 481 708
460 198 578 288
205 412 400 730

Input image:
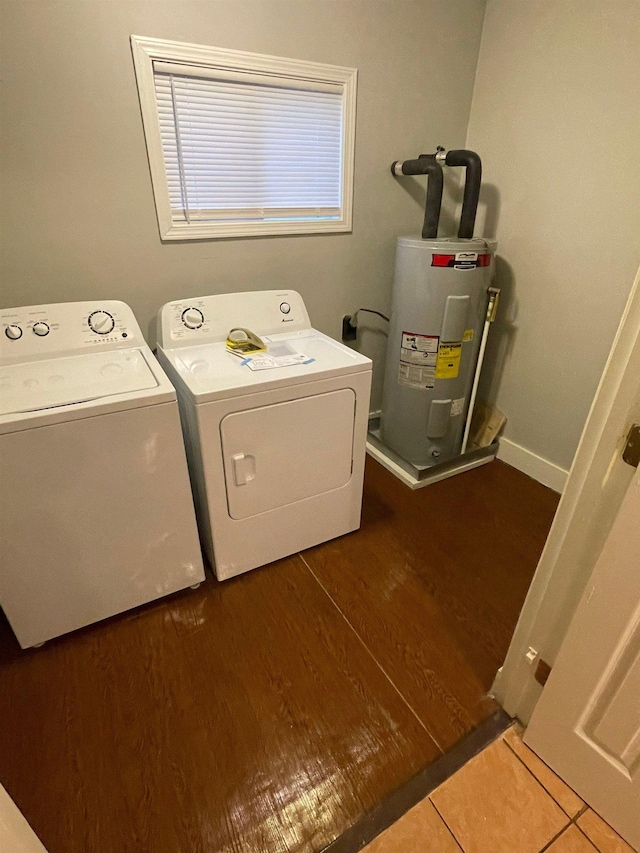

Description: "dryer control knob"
182 308 204 329
5 324 22 340
33 322 50 337
279 302 291 314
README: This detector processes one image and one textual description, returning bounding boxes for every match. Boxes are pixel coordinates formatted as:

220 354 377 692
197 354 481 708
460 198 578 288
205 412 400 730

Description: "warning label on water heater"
398 363 435 388
435 343 462 379
401 332 439 353
398 331 439 389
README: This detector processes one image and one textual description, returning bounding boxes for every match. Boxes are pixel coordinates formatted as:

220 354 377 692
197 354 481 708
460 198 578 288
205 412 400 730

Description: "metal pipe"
461 286 500 454
390 157 444 239
444 149 482 239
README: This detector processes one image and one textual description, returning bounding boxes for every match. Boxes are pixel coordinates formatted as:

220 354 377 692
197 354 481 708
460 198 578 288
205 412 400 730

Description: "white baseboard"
497 437 569 493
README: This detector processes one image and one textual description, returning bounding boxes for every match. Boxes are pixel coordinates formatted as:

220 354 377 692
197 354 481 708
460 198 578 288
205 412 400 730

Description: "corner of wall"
497 438 569 493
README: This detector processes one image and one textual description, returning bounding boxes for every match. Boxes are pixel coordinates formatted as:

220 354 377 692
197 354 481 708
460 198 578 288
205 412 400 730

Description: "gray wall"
0 0 486 409
466 0 640 472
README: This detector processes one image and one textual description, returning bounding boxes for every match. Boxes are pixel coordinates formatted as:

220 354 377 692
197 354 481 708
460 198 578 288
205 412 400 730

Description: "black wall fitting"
390 158 444 239
342 308 390 342
342 314 357 341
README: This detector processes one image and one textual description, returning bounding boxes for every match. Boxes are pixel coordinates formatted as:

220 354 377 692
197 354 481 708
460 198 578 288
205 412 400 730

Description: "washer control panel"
158 290 311 347
0 301 145 363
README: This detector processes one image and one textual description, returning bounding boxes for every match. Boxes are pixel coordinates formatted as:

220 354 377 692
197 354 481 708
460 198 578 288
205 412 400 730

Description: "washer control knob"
88 311 115 335
182 308 204 329
5 324 22 340
279 302 291 315
33 322 50 337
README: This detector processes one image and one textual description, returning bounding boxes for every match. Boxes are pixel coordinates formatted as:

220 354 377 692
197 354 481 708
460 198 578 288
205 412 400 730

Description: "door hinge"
622 424 640 468
534 659 552 687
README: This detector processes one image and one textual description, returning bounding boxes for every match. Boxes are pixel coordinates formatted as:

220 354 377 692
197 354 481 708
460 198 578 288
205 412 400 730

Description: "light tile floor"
364 727 637 853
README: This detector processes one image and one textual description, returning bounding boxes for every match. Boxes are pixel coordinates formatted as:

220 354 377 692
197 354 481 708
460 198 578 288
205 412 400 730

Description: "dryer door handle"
231 453 256 486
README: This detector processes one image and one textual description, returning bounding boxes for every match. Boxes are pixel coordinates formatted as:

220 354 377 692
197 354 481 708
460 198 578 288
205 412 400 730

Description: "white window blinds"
153 63 344 223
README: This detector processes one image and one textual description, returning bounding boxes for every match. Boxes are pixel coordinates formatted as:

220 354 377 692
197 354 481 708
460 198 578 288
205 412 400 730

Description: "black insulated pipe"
444 149 482 239
390 158 444 239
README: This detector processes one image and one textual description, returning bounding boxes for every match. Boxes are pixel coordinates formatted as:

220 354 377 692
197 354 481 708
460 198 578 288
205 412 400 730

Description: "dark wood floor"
0 458 558 853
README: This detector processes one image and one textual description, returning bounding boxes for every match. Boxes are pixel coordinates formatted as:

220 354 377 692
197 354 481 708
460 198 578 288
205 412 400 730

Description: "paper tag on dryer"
244 353 312 371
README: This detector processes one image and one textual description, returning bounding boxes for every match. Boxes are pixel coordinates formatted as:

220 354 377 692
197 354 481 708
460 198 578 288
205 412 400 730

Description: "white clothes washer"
156 290 372 581
0 301 205 648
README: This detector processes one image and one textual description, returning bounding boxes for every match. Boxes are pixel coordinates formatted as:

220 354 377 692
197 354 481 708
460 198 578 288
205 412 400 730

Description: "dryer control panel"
0 301 146 364
157 290 311 348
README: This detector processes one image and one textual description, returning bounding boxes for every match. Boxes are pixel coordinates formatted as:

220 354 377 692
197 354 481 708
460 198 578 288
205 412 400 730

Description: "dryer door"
220 389 355 520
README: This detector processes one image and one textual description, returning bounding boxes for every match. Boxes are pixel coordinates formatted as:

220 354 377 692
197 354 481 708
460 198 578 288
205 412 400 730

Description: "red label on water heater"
432 253 490 268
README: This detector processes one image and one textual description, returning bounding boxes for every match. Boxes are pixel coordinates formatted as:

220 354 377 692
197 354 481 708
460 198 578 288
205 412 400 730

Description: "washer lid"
0 348 158 415
161 330 372 403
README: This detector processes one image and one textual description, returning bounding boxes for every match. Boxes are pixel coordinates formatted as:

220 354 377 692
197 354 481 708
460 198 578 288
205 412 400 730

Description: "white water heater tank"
380 236 496 466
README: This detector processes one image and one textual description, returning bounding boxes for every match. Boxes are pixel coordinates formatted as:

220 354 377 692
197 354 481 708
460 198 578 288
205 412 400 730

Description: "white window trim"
130 35 357 241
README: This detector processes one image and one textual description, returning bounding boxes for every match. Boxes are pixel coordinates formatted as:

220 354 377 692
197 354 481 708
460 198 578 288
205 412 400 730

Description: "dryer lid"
0 349 158 415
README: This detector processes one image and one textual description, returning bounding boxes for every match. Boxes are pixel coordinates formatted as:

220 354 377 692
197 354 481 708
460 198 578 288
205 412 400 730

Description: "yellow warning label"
463 328 474 342
435 343 462 379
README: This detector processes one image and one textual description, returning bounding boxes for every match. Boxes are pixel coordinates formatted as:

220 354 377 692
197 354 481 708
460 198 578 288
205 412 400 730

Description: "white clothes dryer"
0 301 205 648
156 290 372 581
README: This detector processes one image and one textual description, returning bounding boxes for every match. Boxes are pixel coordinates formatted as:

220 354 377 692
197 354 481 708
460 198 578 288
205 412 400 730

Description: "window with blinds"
131 37 357 240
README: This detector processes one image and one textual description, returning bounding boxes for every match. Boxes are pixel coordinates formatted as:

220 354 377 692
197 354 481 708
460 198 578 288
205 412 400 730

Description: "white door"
525 460 640 849
220 389 355 520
